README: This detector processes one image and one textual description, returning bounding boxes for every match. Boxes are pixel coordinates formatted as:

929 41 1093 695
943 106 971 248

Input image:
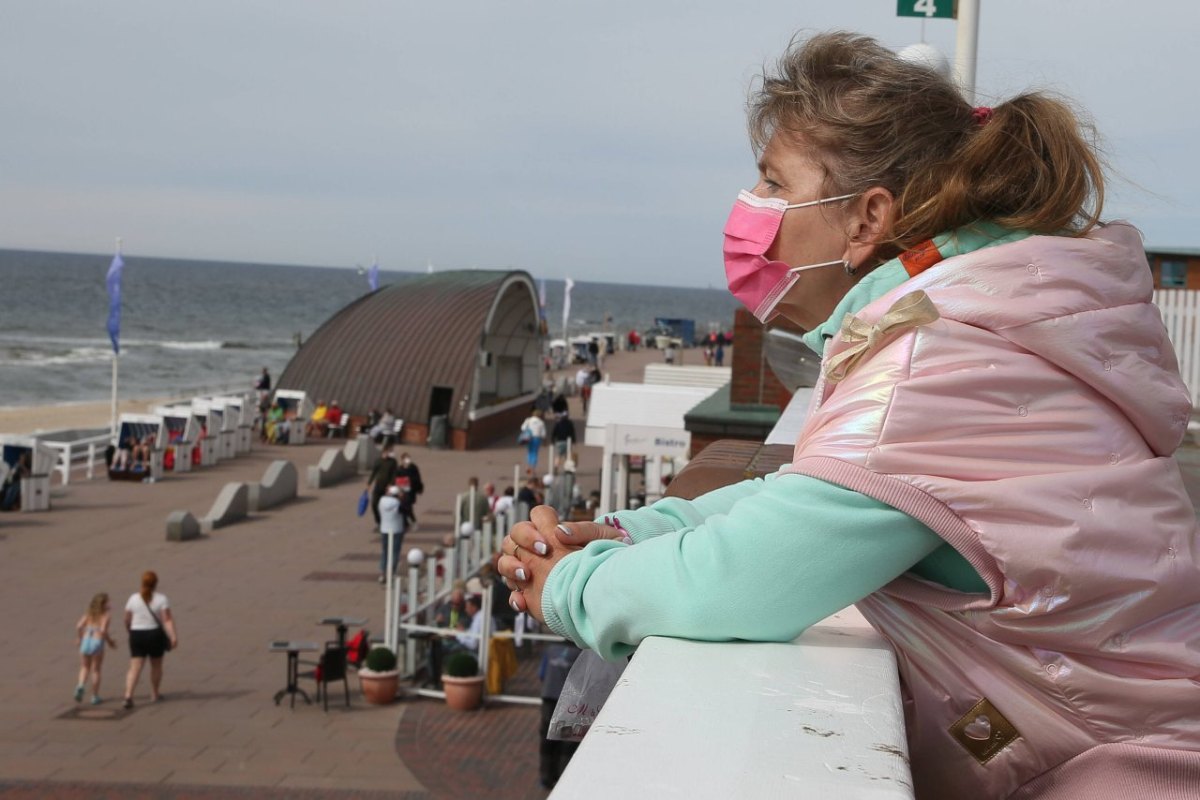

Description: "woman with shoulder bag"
122 570 178 709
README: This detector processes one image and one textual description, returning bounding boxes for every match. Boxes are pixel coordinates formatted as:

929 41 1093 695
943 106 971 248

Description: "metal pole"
110 354 119 441
406 562 420 676
384 533 395 650
954 0 980 103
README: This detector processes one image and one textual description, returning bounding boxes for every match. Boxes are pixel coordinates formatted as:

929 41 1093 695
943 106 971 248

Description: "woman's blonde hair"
748 32 1105 259
87 592 109 620
139 570 158 604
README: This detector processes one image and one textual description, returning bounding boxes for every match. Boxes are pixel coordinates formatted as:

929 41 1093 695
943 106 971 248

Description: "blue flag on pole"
106 250 124 354
368 260 379 292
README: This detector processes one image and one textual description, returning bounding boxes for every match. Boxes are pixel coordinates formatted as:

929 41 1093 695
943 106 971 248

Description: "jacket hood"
894 222 1191 456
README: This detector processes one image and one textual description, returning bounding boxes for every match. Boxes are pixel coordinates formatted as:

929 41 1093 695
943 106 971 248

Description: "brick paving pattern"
0 351 667 798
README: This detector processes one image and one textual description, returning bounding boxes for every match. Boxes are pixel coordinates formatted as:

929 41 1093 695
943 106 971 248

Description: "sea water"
0 249 738 407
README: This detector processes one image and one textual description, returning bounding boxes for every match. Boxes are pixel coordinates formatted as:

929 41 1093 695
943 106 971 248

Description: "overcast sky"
1 1 1195 287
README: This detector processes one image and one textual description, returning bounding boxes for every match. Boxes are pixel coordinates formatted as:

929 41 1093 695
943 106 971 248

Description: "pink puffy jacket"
791 223 1200 799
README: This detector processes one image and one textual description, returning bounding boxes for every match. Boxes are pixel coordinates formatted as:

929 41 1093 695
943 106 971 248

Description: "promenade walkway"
0 347 668 799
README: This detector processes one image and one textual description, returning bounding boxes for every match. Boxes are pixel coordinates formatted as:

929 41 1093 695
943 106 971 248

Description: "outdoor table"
319 616 367 650
269 640 319 708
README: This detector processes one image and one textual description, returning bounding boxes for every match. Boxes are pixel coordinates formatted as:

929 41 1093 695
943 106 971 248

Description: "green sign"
897 0 955 19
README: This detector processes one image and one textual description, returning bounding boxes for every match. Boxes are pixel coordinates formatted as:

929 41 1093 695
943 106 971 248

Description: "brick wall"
731 308 792 411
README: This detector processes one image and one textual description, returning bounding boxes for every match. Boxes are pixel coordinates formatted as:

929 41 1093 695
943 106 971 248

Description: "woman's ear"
843 186 895 269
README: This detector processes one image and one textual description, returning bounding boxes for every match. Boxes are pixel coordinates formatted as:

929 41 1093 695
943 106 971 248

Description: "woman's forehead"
761 136 825 177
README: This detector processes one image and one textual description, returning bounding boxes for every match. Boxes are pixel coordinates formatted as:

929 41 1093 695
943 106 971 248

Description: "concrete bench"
307 435 377 489
165 510 201 541
248 460 298 512
200 481 249 533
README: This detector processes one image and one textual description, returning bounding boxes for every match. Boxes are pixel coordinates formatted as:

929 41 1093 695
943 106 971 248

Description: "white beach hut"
110 414 167 482
213 394 255 454
191 400 224 466
272 389 311 445
153 405 202 473
0 434 59 511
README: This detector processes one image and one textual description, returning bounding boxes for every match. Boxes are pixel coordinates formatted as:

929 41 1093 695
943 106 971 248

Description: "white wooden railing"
551 607 914 799
1154 289 1200 408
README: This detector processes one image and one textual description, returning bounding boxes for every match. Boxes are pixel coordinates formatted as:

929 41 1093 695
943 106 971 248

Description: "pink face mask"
723 189 856 322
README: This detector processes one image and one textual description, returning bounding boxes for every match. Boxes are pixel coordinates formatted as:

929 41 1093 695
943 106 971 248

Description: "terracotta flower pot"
358 669 399 705
441 674 485 711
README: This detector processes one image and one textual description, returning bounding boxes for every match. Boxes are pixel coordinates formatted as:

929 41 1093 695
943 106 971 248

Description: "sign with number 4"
897 0 956 19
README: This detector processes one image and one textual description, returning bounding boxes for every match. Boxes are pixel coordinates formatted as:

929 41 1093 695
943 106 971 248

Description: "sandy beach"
0 397 179 436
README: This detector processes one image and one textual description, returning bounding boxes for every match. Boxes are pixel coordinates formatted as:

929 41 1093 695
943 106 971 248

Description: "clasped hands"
497 505 624 622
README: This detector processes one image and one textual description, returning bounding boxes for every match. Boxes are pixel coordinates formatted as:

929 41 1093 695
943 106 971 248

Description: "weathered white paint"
552 607 913 799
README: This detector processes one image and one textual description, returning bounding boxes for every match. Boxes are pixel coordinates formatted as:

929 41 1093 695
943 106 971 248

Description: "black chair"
312 642 350 711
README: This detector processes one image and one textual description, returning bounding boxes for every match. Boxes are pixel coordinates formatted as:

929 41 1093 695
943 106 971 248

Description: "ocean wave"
0 346 113 367
138 339 224 351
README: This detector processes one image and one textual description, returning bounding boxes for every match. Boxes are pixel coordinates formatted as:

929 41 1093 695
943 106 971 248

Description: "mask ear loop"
787 259 853 275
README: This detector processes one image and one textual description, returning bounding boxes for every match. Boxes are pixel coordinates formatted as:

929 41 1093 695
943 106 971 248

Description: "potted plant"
441 651 485 711
358 645 399 705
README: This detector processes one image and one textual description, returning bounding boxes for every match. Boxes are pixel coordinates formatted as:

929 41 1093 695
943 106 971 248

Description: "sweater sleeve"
541 473 944 660
597 476 780 543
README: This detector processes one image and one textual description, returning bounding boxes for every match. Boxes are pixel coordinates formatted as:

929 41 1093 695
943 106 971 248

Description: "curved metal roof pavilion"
278 270 542 445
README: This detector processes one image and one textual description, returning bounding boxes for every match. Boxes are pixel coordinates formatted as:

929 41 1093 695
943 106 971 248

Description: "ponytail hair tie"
972 106 994 126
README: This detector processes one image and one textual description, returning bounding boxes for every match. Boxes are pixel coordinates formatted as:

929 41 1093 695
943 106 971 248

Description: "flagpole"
110 236 122 440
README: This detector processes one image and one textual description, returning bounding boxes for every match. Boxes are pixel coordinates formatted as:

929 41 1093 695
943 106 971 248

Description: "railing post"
59 444 71 487
444 543 457 597
425 556 437 620
479 584 493 691
482 518 494 565
406 562 420 677
87 442 96 481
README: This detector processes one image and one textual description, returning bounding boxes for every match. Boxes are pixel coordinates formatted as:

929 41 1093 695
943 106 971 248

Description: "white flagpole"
110 236 122 440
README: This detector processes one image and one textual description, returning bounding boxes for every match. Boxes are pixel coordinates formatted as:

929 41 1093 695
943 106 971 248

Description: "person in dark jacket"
550 413 576 461
365 449 398 528
395 452 424 524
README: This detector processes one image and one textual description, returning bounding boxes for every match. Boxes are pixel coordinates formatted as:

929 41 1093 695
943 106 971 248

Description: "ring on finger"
511 543 523 559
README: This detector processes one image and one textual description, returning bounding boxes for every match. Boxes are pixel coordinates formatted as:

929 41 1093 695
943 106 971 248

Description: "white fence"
384 491 569 707
1155 289 1200 407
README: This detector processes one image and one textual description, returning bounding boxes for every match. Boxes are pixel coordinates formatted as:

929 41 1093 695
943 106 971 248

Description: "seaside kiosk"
109 414 167 482
584 381 719 514
153 404 202 473
213 393 255 454
191 400 224 466
272 389 311 445
0 434 57 512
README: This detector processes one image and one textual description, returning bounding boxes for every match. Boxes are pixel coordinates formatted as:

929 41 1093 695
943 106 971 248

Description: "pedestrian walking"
75 592 117 705
122 571 178 709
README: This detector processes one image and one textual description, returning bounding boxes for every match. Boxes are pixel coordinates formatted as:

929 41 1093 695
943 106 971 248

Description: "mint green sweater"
542 228 1025 659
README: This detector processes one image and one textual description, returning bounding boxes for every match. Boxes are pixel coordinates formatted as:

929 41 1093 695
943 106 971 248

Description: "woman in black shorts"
122 571 178 709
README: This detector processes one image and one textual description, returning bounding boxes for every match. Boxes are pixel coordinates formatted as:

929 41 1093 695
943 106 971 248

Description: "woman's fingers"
553 520 629 545
497 553 529 585
504 592 528 618
506 519 552 557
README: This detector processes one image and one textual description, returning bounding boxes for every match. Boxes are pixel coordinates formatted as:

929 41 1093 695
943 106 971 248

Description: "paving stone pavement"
0 348 647 800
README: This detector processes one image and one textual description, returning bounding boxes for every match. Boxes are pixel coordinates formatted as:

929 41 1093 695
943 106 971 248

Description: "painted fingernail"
556 524 573 537
516 568 527 581
534 541 548 555
510 597 521 612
